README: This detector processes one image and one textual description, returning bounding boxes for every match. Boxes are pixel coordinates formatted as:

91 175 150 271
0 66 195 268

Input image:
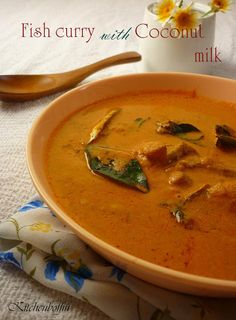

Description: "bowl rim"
26 72 236 290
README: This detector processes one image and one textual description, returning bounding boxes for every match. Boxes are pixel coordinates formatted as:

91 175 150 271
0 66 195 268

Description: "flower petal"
44 261 60 280
0 251 21 268
110 267 126 282
77 264 93 279
19 200 46 212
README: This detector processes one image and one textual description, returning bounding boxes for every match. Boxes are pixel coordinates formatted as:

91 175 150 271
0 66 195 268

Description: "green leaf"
176 132 204 144
29 266 36 277
26 249 35 261
202 9 214 18
216 124 236 149
134 117 150 127
85 146 149 193
156 121 203 144
51 239 60 255
215 124 232 136
8 218 21 240
16 247 27 255
216 135 236 149
171 123 200 134
157 121 200 134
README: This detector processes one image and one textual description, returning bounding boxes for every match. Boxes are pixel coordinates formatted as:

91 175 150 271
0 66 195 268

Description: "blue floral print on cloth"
0 196 235 320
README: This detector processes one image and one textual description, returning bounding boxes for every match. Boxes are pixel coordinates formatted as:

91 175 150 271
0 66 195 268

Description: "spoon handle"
0 52 142 102
64 51 141 84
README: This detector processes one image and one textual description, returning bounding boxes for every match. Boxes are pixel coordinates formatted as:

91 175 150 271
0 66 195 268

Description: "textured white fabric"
0 0 236 319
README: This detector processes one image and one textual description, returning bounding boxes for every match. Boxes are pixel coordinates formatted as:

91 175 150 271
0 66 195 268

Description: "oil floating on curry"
46 91 236 280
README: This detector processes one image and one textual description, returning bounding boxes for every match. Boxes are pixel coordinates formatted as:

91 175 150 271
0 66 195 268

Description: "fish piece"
174 156 236 177
184 184 210 203
168 170 189 185
167 142 197 163
207 182 236 199
133 141 167 164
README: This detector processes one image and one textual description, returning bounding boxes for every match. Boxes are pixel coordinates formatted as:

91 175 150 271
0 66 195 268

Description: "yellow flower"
57 247 68 257
57 248 81 269
67 251 80 261
172 6 199 31
156 0 176 23
67 251 81 269
209 0 231 12
30 222 52 233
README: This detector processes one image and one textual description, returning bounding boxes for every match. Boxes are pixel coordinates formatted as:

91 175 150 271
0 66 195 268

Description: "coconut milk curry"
46 91 236 280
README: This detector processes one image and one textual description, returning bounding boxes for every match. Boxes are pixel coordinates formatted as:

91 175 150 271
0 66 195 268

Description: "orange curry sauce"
46 91 236 280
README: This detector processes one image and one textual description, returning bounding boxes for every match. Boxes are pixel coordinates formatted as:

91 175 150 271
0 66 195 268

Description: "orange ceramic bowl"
27 73 236 297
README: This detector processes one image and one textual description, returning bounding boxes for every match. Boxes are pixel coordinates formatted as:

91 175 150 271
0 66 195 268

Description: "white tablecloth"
0 0 236 319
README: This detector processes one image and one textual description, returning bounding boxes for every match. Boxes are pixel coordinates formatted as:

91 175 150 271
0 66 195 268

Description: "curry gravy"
46 91 236 280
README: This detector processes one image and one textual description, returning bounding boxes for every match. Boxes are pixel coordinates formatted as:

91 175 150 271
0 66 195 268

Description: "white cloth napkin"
0 196 235 320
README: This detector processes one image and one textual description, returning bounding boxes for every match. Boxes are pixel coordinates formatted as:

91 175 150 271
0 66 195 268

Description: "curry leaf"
216 135 236 149
216 124 236 149
134 117 150 127
171 123 200 134
215 124 232 136
85 147 149 193
156 121 203 144
157 121 200 134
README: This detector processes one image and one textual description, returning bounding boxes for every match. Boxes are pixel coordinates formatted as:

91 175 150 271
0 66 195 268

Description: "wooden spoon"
0 51 141 102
